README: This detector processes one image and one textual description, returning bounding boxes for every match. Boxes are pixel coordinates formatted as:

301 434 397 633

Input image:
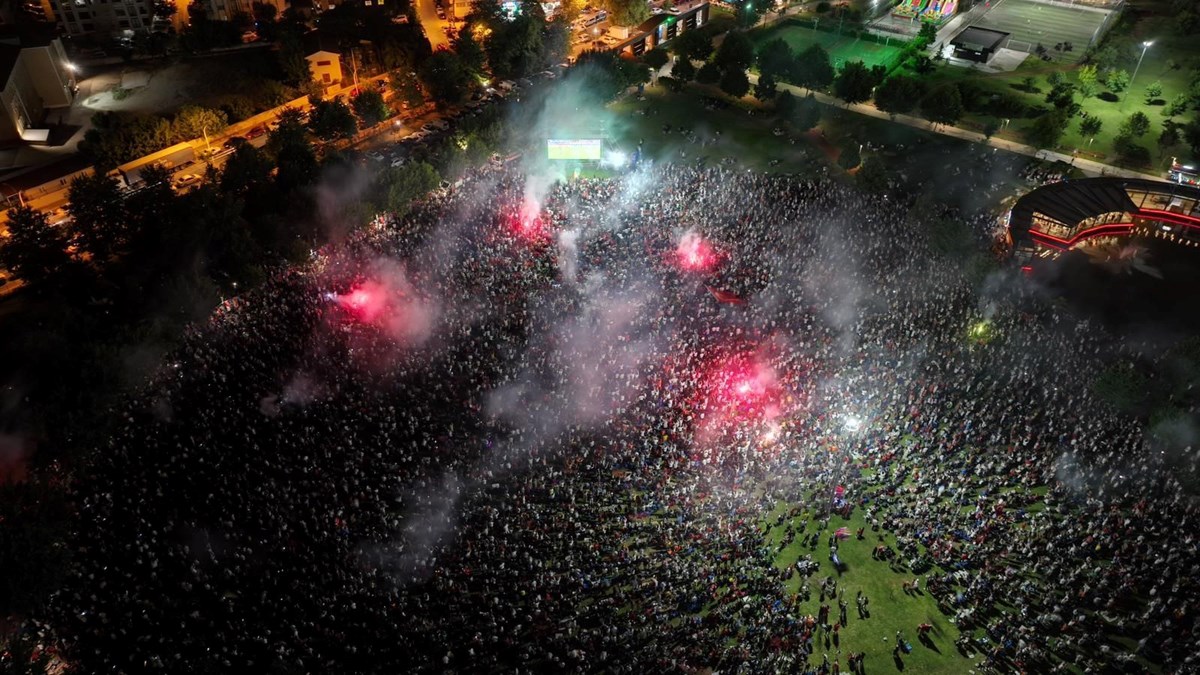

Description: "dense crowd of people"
27 163 1198 673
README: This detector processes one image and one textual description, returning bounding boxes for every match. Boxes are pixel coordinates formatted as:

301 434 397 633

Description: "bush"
816 1 831 12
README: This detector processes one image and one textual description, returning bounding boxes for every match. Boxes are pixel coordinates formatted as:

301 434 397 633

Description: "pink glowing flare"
675 231 719 273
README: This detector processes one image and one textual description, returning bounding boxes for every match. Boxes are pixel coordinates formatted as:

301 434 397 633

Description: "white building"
0 30 76 142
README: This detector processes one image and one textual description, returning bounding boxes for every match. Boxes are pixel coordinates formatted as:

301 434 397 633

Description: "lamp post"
1124 40 1152 104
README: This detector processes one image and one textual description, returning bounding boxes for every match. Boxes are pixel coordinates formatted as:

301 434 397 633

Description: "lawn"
972 0 1113 62
753 19 908 71
762 494 977 675
907 6 1196 173
608 84 829 174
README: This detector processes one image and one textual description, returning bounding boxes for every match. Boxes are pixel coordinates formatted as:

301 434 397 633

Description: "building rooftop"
952 26 1009 51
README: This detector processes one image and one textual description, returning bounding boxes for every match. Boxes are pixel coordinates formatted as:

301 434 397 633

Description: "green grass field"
753 21 908 71
608 85 828 174
974 0 1112 62
763 497 978 675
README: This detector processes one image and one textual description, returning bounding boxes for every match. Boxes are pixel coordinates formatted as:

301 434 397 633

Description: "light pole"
1124 40 1152 104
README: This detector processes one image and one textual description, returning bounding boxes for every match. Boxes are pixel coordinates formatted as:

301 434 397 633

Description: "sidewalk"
745 72 1162 181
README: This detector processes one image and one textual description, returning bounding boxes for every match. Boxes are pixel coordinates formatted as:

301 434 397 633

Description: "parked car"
246 126 268 139
174 173 200 187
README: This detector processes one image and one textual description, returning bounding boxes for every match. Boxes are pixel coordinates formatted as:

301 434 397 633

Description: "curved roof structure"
1009 178 1200 257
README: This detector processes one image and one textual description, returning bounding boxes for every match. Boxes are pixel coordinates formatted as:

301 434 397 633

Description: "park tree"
775 89 796 118
672 56 696 82
1113 133 1151 165
352 86 390 127
878 74 921 116
714 30 755 73
754 73 778 101
756 39 794 82
1079 115 1103 142
833 61 875 105
604 0 649 26
67 173 128 264
917 21 937 47
697 62 721 85
80 112 172 169
220 144 274 196
1077 64 1097 88
390 69 425 110
1027 109 1070 148
171 105 228 144
670 28 713 62
1183 118 1200 157
308 97 358 140
1120 111 1151 138
418 52 474 107
719 67 751 98
1077 81 1097 101
1106 69 1131 93
1164 93 1190 118
542 17 571 66
921 83 964 125
375 161 442 218
276 27 311 86
484 10 545 78
0 206 73 285
1158 124 1181 157
793 92 822 131
1144 80 1164 104
642 47 669 71
793 44 835 90
573 50 651 100
453 27 488 75
1045 82 1076 109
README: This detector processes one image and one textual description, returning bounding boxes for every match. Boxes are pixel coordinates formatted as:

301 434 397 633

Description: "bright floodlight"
1142 40 1153 47
602 149 628 168
844 415 862 433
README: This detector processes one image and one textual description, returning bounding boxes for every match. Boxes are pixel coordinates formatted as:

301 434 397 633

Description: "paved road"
416 0 451 50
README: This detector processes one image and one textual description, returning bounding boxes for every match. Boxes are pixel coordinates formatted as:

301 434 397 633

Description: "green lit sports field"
973 0 1112 63
753 21 907 71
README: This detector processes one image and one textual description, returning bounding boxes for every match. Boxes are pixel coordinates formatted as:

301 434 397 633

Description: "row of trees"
81 106 231 169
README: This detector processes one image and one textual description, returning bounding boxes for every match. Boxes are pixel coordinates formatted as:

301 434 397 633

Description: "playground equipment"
892 0 956 22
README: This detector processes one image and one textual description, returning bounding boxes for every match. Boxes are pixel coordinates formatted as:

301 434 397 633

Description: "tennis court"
753 21 907 71
972 0 1112 63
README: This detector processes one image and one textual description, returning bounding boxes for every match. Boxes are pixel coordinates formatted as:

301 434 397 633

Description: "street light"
1124 40 1153 103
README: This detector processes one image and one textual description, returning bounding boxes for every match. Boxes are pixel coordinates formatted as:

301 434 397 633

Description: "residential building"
306 50 343 93
0 29 76 142
48 0 153 38
199 0 286 22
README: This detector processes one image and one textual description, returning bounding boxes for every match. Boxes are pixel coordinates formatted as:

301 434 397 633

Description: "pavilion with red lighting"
1008 178 1200 264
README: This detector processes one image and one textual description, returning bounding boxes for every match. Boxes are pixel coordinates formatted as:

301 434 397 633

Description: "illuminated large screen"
547 139 603 160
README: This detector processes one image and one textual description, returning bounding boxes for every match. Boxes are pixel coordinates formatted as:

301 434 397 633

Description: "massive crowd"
30 164 1198 673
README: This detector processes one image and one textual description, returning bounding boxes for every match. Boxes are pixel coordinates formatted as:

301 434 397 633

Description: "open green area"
763 497 975 675
753 19 908 71
609 85 827 174
911 1 1199 171
974 0 1111 62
